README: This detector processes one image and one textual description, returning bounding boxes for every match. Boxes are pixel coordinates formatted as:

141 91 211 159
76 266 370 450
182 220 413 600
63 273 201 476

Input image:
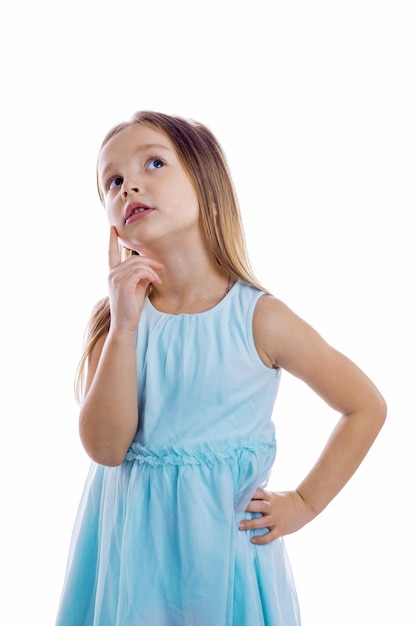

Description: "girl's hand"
108 226 163 332
240 488 312 545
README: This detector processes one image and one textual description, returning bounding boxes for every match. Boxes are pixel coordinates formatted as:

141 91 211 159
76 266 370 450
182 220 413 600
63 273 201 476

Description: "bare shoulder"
253 294 322 370
253 294 385 415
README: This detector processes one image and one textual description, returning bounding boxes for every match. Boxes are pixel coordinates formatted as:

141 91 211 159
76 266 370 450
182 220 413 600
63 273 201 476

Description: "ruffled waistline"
125 439 276 466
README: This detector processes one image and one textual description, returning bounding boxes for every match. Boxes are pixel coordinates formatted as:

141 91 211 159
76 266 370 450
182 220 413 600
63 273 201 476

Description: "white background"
1 1 416 624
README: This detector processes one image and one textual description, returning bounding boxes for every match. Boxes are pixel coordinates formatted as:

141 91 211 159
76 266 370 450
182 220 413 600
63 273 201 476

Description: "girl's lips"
124 202 154 224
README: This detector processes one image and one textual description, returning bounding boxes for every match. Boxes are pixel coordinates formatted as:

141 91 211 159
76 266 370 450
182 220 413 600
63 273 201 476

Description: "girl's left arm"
241 295 387 545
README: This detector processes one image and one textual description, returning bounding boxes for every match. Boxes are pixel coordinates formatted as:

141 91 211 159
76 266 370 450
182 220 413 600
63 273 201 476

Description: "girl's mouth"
125 202 154 223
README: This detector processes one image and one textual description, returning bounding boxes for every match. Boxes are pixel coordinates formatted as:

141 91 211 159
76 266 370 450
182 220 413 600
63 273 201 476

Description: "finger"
245 499 271 515
110 257 164 285
109 265 162 292
108 226 121 270
239 513 274 531
123 265 163 287
245 490 270 512
250 488 268 501
251 528 280 545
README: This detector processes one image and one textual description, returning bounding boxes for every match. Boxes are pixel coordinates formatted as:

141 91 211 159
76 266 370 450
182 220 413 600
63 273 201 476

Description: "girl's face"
98 124 200 253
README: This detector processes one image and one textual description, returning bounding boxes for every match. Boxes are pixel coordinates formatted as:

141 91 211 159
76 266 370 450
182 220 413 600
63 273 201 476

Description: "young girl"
56 111 386 626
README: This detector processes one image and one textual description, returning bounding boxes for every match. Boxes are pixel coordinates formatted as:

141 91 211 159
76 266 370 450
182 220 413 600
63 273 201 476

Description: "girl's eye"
108 176 123 190
146 158 164 170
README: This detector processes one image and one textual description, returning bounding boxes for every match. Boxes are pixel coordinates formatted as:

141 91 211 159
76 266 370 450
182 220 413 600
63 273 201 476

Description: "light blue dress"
56 281 301 626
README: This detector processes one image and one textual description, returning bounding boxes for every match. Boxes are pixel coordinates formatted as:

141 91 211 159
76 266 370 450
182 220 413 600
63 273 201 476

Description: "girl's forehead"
98 124 175 172
104 124 172 153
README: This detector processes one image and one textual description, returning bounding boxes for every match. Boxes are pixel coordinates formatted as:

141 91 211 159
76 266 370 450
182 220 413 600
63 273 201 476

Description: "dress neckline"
145 280 238 318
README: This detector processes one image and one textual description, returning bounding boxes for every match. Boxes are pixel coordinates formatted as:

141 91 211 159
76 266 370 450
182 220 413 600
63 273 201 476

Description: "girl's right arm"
78 227 163 466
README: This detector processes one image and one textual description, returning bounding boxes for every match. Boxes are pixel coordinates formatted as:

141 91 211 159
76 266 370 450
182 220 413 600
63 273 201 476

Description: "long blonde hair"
76 111 266 402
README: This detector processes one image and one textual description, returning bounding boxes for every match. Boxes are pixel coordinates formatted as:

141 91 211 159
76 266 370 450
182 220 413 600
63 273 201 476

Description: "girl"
56 111 386 626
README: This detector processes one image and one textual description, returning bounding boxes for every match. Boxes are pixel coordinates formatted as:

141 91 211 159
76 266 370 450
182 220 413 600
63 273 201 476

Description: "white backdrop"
1 1 416 624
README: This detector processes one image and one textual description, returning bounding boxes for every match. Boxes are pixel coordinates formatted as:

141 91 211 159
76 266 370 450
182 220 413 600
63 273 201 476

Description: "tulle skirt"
56 442 301 626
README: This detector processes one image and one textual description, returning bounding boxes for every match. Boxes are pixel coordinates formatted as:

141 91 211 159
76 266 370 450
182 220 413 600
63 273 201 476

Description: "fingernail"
239 522 245 530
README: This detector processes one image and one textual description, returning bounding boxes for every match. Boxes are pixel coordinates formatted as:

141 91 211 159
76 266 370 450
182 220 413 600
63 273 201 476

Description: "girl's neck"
149 261 231 315
139 232 232 314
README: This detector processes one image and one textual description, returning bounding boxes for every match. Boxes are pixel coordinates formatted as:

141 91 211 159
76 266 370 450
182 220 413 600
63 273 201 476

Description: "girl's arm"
78 227 163 467
241 295 387 544
79 326 139 467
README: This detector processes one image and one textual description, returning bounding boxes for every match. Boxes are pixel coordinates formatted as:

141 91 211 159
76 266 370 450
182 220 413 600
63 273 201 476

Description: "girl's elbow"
369 392 387 434
84 442 127 467
79 428 128 466
377 394 388 427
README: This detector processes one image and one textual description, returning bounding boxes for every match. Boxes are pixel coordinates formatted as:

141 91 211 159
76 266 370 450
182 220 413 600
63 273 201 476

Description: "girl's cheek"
104 202 113 220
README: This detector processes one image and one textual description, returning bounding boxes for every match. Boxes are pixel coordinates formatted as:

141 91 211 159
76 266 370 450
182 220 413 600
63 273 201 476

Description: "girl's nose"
121 179 141 199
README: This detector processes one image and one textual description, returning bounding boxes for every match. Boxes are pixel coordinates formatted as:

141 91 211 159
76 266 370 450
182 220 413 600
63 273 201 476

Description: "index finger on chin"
108 226 121 270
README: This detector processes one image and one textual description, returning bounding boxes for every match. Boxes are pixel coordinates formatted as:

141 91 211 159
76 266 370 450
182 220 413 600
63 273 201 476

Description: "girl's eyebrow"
99 143 174 182
138 143 174 153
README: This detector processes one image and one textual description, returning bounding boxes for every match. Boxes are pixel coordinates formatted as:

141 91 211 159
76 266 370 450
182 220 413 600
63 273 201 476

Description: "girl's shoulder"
253 293 328 371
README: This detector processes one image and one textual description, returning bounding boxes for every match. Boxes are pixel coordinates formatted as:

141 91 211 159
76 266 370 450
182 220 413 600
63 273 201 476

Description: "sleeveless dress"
56 281 301 626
